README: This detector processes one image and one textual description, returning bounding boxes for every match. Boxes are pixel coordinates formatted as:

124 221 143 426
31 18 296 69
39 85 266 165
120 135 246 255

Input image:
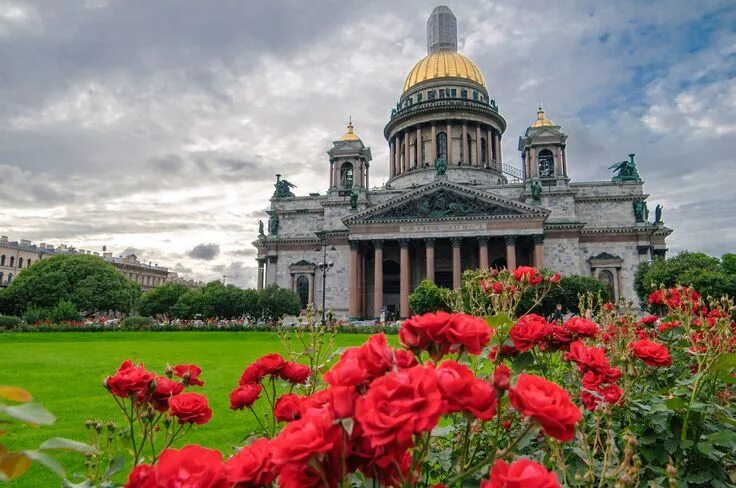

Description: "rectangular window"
461 89 467 98
451 88 457 97
428 90 436 100
439 89 445 98
473 91 479 101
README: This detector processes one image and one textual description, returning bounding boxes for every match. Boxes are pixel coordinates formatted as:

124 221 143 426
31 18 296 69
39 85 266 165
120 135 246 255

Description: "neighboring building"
0 236 200 290
253 6 672 320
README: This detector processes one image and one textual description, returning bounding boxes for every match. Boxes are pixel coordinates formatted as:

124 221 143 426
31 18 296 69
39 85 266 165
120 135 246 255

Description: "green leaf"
40 437 97 454
679 439 694 449
512 352 534 373
706 430 736 446
684 471 712 483
716 371 736 384
1 403 55 426
23 449 65 478
103 455 126 479
711 353 736 372
486 313 512 330
665 397 688 411
697 441 712 455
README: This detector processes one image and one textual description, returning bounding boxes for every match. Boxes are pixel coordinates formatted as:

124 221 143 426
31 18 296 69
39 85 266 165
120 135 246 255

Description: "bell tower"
327 119 373 193
518 105 569 183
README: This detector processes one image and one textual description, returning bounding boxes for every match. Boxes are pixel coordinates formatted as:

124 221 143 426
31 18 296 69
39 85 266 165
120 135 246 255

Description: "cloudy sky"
1 0 734 287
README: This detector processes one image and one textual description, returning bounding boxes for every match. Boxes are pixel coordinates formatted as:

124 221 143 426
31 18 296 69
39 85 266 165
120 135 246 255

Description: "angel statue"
273 174 297 198
609 153 641 182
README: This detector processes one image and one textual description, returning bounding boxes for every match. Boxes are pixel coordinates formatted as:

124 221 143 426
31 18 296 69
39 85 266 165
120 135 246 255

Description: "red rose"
550 273 561 284
400 311 453 353
638 315 659 326
239 363 266 385
492 282 505 294
153 445 227 488
599 384 623 404
630 339 672 367
493 364 511 391
280 362 311 384
394 349 418 369
445 314 492 355
512 266 542 285
150 376 184 412
239 353 287 385
482 458 560 488
274 393 303 422
172 364 204 387
509 374 582 442
106 360 155 399
510 314 551 352
549 326 573 349
222 438 275 487
564 341 619 381
324 348 370 387
400 312 491 360
564 317 599 338
356 365 444 449
270 412 342 465
436 360 497 420
169 392 212 425
124 464 156 488
229 384 262 410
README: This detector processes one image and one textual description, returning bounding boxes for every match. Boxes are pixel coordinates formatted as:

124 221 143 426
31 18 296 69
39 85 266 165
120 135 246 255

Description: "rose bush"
87 270 735 487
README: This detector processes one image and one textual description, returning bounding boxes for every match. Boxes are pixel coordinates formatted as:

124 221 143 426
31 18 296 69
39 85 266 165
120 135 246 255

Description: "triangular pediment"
344 180 549 225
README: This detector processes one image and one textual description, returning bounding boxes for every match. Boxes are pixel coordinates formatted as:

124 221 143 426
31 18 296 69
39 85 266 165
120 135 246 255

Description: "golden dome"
530 105 555 128
339 118 361 141
403 50 486 93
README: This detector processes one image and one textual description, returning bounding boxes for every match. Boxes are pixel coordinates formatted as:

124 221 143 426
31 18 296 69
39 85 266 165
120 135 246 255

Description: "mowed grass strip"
0 331 377 487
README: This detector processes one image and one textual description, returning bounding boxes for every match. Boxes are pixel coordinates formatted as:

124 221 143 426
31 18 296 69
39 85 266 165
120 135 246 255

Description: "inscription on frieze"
400 222 487 233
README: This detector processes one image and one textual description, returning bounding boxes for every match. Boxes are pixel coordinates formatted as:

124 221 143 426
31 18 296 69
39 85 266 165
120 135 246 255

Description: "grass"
0 331 375 487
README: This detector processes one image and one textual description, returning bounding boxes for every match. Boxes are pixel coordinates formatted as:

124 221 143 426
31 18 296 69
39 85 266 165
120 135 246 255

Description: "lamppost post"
315 232 335 325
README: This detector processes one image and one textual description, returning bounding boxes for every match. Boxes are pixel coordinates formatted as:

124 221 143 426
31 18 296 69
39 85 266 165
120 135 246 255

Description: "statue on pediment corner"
435 158 447 177
609 153 642 182
530 180 542 203
273 174 296 198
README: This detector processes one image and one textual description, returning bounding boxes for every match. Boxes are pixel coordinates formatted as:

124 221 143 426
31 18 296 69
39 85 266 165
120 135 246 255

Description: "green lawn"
0 331 374 487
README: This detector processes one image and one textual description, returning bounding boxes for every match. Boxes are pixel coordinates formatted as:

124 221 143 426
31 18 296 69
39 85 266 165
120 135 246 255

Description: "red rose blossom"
222 438 275 487
150 376 184 412
172 364 204 387
279 362 311 384
512 266 543 285
154 445 227 487
564 317 600 338
124 464 156 488
400 312 491 360
436 360 497 420
509 374 581 442
493 364 511 391
482 458 560 488
630 339 672 367
270 412 342 465
106 360 155 399
274 393 303 422
510 314 551 352
229 384 263 410
169 392 212 425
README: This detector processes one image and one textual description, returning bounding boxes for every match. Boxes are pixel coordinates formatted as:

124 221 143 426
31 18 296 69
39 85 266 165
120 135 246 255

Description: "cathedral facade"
253 6 671 320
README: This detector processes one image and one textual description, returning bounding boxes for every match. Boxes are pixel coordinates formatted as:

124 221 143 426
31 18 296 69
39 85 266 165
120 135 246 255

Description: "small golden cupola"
530 105 555 128
339 117 361 142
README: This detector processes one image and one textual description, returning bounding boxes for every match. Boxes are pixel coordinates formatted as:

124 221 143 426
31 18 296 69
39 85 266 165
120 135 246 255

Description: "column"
562 146 568 176
487 127 494 167
447 122 453 163
399 239 410 319
329 161 334 187
390 140 396 177
365 163 370 189
349 241 360 319
478 236 489 269
266 256 277 286
308 274 315 306
430 124 437 164
404 132 410 173
451 237 462 289
533 235 545 269
416 126 422 168
256 259 265 290
424 238 435 283
497 133 503 164
475 125 481 167
290 273 295 291
462 123 468 164
505 235 517 270
373 240 384 320
394 137 400 176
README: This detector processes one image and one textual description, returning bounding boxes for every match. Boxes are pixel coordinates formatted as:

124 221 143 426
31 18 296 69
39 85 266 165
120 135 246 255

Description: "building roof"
530 105 556 128
338 119 361 141
403 50 486 93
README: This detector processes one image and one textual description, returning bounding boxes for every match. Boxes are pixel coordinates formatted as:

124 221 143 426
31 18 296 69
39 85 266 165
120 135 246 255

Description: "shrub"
120 316 154 330
516 274 608 316
48 299 81 323
22 305 49 325
0 315 23 330
409 279 452 315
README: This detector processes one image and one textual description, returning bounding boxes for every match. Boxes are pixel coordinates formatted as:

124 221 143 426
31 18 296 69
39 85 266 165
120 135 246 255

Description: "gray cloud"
0 0 733 288
187 243 221 261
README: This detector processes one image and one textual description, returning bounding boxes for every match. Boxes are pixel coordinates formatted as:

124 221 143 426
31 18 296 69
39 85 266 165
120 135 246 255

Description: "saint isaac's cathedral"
254 6 672 320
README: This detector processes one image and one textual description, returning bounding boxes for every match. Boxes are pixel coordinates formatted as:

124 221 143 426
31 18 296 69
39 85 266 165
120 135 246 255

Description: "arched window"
0 272 3 284
18 258 23 268
467 133 473 165
597 270 615 301
7 273 13 284
538 149 555 177
480 137 487 164
296 276 309 309
27 259 31 267
0 255 4 266
436 132 447 162
340 162 354 188
9 257 14 267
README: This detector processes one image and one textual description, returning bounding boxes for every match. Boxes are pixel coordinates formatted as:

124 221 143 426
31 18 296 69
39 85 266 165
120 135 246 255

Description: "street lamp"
315 234 336 325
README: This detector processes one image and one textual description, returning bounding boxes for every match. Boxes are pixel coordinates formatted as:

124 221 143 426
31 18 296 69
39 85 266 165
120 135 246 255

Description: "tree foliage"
409 280 452 315
137 283 189 320
635 251 736 306
517 275 609 316
0 254 141 316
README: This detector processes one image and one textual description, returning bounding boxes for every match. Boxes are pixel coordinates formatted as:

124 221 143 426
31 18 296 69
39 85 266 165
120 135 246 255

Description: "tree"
137 283 189 321
517 275 609 317
635 251 736 305
0 254 141 316
259 284 301 323
409 280 452 315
